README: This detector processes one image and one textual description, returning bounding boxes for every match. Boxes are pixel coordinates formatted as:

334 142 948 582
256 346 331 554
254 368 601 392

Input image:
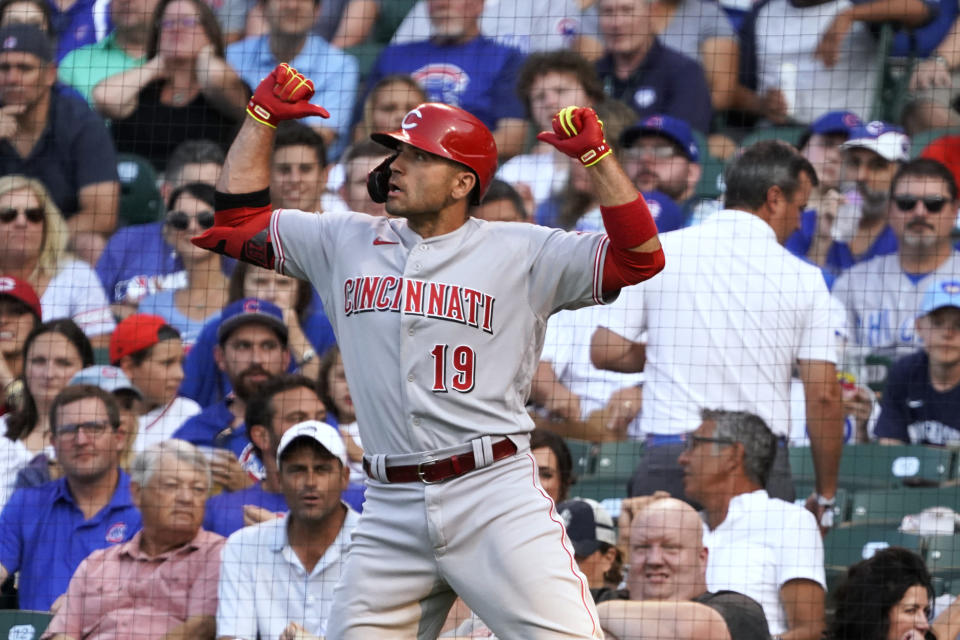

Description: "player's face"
53 397 124 483
886 585 931 640
917 307 960 368
801 133 846 191
242 267 299 311
271 144 327 212
126 338 184 409
326 353 355 424
369 81 425 132
279 441 348 524
628 507 705 600
676 420 734 504
890 175 956 252
133 453 209 542
267 386 328 455
217 324 290 400
0 298 36 369
0 51 54 107
341 154 390 216
528 72 591 132
598 0 653 57
25 331 84 408
384 143 474 219
265 0 317 38
532 446 562 503
0 187 45 263
621 135 696 202
163 192 215 262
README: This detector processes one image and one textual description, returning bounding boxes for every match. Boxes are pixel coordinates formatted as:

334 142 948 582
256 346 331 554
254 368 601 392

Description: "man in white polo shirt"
591 141 843 525
216 420 358 640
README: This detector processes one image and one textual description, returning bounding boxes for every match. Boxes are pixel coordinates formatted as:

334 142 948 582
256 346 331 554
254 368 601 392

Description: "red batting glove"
246 63 330 129
536 106 612 167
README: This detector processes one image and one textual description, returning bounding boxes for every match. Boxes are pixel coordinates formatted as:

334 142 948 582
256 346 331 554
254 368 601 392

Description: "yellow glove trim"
246 106 277 129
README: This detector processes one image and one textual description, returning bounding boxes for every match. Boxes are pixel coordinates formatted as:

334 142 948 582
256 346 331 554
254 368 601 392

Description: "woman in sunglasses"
92 0 248 171
136 182 227 346
0 176 115 346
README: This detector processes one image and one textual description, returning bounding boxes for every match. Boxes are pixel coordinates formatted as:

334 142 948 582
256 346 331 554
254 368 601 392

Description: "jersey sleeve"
796 269 839 364
527 227 611 315
270 209 340 284
873 355 912 442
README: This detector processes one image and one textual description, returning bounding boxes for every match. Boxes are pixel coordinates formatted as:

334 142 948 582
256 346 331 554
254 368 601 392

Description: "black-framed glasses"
684 435 737 452
893 195 950 213
0 207 44 224
55 421 111 438
166 210 215 231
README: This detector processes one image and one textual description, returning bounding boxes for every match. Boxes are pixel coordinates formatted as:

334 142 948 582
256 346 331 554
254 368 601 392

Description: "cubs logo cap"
109 314 175 365
619 114 699 163
276 420 347 468
0 275 41 319
920 279 960 317
557 498 616 559
808 111 862 138
217 297 288 345
0 23 53 63
840 121 910 162
70 365 143 401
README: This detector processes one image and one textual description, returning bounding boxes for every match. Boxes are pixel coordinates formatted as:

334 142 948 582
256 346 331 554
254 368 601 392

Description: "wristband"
580 141 613 167
599 196 659 249
246 102 278 129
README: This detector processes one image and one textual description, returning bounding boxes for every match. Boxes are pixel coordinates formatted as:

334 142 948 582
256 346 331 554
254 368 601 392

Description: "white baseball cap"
839 121 910 163
276 420 347 468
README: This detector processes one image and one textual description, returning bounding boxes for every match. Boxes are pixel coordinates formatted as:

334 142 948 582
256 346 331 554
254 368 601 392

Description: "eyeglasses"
625 145 678 160
160 16 201 29
893 195 950 213
166 210 214 230
683 435 737 452
56 421 112 438
0 207 44 224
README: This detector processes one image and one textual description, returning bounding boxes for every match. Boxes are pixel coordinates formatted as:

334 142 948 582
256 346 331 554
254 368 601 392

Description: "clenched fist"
247 63 330 129
536 106 612 167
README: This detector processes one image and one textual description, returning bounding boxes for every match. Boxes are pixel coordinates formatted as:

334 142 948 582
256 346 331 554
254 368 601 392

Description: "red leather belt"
363 439 518 484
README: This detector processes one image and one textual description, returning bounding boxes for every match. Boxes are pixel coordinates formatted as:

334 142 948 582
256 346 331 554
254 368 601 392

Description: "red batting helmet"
371 103 498 204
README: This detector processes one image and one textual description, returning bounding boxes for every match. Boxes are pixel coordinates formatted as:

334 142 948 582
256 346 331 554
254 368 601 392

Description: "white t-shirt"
133 396 202 453
41 258 116 337
704 489 826 635
0 415 48 511
597 209 837 438
497 152 569 211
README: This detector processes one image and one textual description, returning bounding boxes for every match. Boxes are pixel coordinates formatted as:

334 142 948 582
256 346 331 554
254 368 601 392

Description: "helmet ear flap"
366 153 398 204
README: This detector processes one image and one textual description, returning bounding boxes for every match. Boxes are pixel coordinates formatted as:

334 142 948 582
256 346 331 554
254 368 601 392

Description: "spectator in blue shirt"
0 384 141 611
876 279 960 445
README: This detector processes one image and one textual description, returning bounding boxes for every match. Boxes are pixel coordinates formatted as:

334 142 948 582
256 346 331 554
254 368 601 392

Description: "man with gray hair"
591 141 843 524
677 409 826 640
43 440 225 640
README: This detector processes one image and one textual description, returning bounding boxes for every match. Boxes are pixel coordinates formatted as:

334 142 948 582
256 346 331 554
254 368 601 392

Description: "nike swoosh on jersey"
373 238 399 245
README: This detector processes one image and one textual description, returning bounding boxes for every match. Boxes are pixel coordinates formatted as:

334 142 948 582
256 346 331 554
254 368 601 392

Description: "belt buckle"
416 457 440 484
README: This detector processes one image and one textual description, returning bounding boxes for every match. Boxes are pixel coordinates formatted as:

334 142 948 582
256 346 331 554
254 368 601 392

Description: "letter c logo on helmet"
370 103 498 205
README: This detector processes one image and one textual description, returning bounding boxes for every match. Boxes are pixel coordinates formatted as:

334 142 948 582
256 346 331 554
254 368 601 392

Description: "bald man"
597 497 768 640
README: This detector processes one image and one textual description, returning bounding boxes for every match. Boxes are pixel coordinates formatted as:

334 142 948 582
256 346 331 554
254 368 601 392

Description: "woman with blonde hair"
0 175 115 344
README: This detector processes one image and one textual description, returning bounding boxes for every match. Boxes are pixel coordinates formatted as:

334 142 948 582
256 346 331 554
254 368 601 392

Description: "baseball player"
194 63 664 639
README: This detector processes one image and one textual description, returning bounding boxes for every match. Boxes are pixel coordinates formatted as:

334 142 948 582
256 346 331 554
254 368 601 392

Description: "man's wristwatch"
816 493 836 528
298 347 317 367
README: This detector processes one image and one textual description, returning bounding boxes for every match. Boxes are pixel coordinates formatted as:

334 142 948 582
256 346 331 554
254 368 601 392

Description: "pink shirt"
43 529 225 639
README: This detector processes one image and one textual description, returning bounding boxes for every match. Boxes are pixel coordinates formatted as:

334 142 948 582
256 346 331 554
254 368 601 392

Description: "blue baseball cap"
217 297 288 345
557 498 616 558
840 121 910 162
808 111 862 137
919 280 960 317
620 114 699 163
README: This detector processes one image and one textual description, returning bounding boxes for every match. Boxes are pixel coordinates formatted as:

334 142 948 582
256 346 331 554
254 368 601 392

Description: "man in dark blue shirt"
594 0 711 133
877 278 960 445
0 384 141 611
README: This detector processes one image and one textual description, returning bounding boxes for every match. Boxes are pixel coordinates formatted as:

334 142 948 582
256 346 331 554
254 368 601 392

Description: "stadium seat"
694 154 726 200
738 126 807 151
591 440 645 479
0 610 53 637
791 444 955 492
116 153 163 227
572 477 630 502
849 486 960 525
563 438 598 479
925 535 960 581
910 127 960 159
823 524 924 591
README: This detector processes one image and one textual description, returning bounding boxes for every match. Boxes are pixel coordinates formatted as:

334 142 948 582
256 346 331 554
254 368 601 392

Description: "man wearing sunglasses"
0 384 141 612
833 157 960 386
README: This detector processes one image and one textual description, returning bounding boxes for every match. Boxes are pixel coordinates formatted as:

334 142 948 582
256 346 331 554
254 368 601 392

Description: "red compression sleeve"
192 189 276 269
599 195 665 291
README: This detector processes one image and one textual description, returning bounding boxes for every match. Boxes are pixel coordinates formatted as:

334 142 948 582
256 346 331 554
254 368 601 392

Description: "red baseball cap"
109 314 171 365
0 275 42 319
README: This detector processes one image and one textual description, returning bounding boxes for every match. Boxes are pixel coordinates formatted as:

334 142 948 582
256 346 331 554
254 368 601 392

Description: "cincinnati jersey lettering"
343 276 495 334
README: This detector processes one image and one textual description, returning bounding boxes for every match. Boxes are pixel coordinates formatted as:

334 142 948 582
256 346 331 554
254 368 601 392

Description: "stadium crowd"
0 0 959 636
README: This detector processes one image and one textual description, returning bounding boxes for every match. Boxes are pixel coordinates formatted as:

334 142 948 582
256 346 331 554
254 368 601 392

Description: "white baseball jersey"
271 210 611 455
832 252 960 360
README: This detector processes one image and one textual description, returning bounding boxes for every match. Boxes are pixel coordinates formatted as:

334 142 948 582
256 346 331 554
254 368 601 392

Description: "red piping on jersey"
592 236 608 305
525 451 599 636
270 209 286 274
